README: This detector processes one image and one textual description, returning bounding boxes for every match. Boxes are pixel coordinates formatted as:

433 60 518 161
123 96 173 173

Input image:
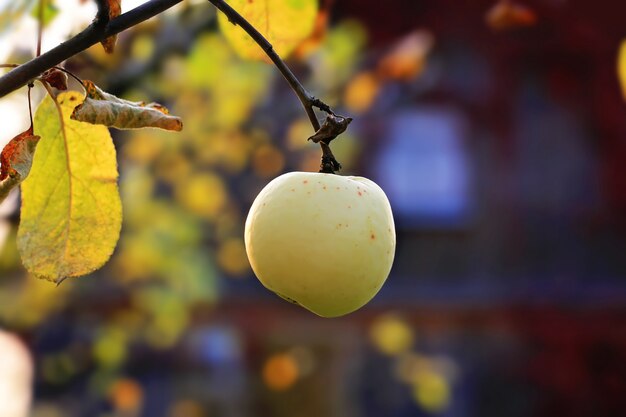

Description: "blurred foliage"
0 0 433 413
30 1 58 28
218 0 318 61
0 0 37 36
618 39 626 101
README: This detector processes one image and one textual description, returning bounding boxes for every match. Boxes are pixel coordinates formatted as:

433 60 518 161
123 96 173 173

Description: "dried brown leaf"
0 127 41 203
100 0 122 53
486 0 537 31
70 80 183 131
41 68 68 90
377 30 435 82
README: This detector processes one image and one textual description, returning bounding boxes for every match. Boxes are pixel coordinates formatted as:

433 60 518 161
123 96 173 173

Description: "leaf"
41 68 68 91
377 30 434 82
618 40 626 100
70 80 183 131
100 0 122 53
218 0 318 61
17 91 122 282
30 0 59 27
485 0 537 31
0 127 40 204
307 114 352 144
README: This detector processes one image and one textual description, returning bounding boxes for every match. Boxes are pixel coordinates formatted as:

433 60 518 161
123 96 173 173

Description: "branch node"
320 153 342 174
310 97 334 115
94 0 111 26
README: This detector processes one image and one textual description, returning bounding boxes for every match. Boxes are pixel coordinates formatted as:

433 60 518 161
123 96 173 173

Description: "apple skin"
245 172 395 317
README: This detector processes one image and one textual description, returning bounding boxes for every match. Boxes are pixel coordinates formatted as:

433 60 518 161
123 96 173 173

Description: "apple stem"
208 0 347 174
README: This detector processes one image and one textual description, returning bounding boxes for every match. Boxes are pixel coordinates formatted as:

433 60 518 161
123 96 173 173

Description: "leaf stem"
39 80 73 288
27 84 34 130
207 0 344 173
52 66 86 91
36 0 46 57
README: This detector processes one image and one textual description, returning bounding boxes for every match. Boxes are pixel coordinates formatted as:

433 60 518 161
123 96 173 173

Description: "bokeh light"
0 330 32 417
262 352 300 391
369 313 415 356
412 370 451 413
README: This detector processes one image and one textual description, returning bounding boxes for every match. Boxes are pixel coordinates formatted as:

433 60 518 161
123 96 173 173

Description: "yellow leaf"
71 80 183 131
17 91 122 282
218 0 318 61
174 172 227 220
618 40 626 100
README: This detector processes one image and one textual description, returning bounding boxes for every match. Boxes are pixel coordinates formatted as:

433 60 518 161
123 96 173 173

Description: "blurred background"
2 0 626 416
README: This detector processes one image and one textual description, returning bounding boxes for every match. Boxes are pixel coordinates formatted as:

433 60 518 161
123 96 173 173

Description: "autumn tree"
0 0 350 284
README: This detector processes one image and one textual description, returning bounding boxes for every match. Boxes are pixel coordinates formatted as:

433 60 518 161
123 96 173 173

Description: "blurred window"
374 108 472 228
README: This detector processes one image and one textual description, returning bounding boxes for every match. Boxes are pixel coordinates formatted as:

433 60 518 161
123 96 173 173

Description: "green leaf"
30 0 59 27
0 128 40 204
18 91 122 282
218 0 318 61
71 80 183 131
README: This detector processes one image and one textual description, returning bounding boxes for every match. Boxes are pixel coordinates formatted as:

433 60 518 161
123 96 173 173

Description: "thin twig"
0 0 184 98
27 84 34 129
36 0 45 57
207 0 343 173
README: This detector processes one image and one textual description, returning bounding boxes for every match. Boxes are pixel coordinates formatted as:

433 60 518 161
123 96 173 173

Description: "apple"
245 172 395 317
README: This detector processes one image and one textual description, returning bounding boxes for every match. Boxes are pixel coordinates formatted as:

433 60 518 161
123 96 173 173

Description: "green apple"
245 172 395 317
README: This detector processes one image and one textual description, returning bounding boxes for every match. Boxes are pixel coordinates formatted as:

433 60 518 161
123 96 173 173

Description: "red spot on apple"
358 191 363 196
370 233 376 240
303 180 309 184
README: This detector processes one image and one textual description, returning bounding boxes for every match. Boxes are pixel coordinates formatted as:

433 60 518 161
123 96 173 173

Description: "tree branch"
207 0 345 173
0 0 347 173
0 0 183 99
208 0 323 130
